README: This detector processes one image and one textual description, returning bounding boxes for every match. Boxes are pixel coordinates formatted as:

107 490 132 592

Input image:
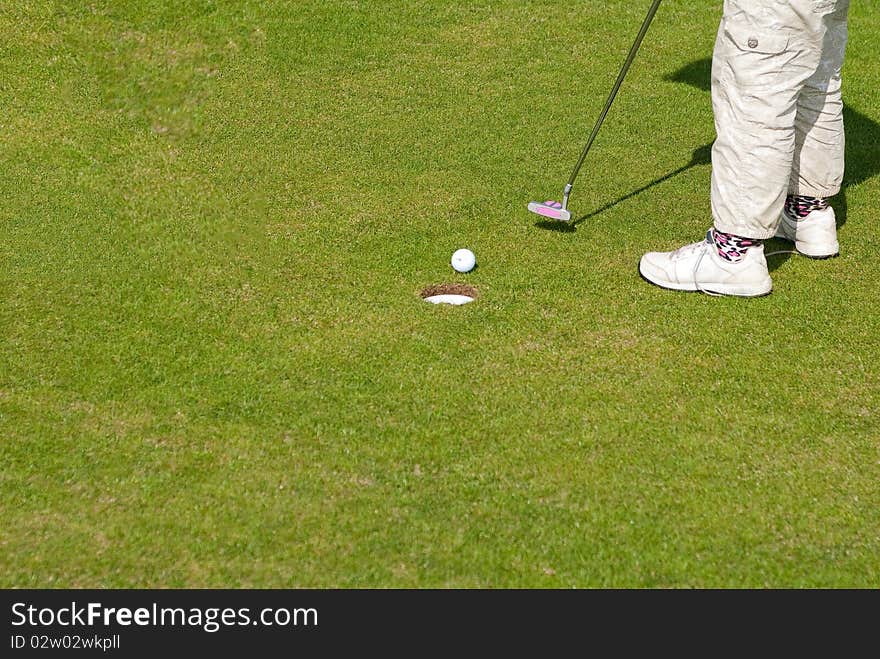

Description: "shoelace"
672 231 713 258
692 231 719 296
688 229 795 297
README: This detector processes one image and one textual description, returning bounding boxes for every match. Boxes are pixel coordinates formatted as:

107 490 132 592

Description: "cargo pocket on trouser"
718 20 790 90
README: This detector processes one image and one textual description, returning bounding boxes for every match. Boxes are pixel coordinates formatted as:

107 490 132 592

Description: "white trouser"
711 0 850 239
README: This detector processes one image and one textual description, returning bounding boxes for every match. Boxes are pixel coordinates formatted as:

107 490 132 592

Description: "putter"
528 0 663 222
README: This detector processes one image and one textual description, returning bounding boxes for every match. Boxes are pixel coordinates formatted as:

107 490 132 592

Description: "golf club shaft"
563 0 663 209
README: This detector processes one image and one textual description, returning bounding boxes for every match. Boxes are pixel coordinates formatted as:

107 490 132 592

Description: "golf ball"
451 248 476 273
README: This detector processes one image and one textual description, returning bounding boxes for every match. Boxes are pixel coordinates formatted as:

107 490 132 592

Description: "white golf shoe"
639 230 773 297
774 206 839 258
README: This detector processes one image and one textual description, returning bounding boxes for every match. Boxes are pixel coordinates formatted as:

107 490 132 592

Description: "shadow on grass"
666 57 880 271
534 218 577 233
536 56 880 262
533 59 714 233
533 143 712 233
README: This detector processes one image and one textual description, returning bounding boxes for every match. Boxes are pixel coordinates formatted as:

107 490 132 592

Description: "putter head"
527 200 571 222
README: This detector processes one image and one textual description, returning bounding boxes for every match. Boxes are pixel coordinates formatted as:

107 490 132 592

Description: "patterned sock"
711 229 762 263
785 194 828 219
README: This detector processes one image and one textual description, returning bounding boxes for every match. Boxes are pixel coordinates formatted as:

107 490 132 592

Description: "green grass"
1 0 878 588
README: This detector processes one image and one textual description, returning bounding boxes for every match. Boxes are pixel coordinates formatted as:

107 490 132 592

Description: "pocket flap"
723 20 790 54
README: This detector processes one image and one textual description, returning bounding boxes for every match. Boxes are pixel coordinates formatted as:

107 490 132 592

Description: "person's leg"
790 2 849 198
776 1 850 257
639 0 839 296
710 0 830 240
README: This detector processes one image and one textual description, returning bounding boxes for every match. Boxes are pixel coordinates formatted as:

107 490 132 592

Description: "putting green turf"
2 1 878 587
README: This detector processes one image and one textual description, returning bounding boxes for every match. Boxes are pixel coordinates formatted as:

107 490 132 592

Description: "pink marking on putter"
528 200 571 222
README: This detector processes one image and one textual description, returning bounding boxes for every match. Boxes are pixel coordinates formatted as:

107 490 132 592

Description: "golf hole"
420 283 478 305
